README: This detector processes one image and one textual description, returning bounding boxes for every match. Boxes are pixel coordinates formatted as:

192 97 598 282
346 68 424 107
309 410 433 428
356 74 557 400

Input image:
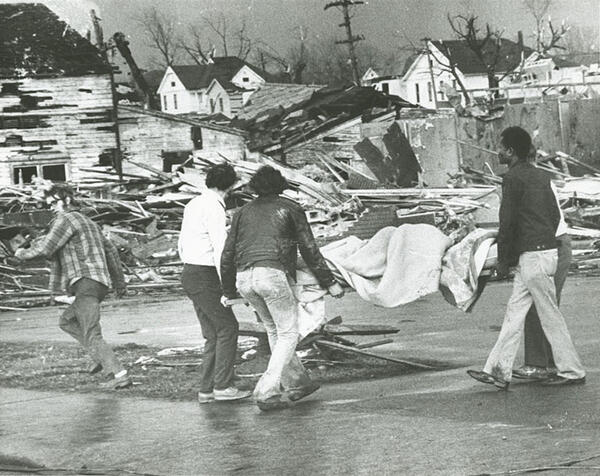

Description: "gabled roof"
170 57 275 91
431 38 533 75
143 69 166 94
0 3 109 77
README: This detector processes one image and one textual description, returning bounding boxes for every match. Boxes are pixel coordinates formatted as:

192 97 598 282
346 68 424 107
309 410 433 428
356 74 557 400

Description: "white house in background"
513 52 587 97
361 67 380 86
370 38 531 108
157 57 272 118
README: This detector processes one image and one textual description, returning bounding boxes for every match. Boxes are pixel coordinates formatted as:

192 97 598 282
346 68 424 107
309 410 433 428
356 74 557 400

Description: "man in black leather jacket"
221 165 344 410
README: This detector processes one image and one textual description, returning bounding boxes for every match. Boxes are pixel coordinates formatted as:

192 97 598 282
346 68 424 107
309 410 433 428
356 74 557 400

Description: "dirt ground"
0 340 449 401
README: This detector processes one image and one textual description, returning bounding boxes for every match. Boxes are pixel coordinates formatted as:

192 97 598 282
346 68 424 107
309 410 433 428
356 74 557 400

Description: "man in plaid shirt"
15 184 132 389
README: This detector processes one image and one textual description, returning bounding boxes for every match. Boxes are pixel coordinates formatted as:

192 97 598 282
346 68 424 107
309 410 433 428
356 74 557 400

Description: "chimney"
517 31 524 52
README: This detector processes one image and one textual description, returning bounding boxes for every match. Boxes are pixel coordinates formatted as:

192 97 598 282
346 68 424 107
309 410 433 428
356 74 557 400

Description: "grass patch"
0 341 446 401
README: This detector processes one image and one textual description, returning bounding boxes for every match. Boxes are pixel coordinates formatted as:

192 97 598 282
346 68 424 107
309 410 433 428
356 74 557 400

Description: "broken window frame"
12 161 69 185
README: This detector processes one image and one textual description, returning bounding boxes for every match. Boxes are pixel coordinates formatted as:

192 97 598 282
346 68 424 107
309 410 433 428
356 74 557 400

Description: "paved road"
2 277 600 474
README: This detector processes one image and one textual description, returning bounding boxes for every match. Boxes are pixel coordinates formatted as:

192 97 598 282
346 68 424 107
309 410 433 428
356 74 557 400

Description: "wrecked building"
118 106 247 172
233 85 416 178
0 3 118 187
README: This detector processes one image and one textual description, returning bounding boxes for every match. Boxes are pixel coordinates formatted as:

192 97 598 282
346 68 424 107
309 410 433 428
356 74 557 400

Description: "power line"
324 0 365 84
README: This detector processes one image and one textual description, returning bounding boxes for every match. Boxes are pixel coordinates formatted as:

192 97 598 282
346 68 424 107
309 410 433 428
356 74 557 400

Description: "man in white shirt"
179 164 251 403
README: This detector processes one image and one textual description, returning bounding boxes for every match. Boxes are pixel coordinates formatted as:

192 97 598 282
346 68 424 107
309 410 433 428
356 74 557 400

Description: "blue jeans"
237 267 312 401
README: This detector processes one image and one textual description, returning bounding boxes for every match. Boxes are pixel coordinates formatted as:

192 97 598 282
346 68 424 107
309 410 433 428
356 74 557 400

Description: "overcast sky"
4 0 600 69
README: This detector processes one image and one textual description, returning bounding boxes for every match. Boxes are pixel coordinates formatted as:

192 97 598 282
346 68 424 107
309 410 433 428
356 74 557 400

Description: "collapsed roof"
232 84 416 153
0 3 110 77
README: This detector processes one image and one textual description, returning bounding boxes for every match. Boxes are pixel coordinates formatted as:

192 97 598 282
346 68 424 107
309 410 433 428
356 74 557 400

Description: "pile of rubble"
4 142 600 311
0 153 361 309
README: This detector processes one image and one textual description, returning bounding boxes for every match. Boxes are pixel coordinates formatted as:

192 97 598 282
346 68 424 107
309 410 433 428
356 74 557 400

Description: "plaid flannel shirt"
21 210 125 293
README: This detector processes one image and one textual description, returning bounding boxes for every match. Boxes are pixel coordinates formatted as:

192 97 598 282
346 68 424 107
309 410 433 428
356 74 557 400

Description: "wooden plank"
314 339 436 370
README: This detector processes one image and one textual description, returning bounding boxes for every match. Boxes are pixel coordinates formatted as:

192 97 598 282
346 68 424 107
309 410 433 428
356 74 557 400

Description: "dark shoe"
541 375 586 386
100 373 132 390
87 362 103 375
256 396 290 412
512 365 550 380
288 382 320 402
467 370 509 390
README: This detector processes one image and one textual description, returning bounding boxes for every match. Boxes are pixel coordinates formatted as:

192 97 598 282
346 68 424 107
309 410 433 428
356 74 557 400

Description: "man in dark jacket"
468 127 585 389
221 165 344 410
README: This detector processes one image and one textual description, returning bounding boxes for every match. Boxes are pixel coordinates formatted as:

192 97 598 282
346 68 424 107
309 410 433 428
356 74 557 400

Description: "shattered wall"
359 112 461 187
285 117 368 173
0 75 117 186
118 106 246 174
457 98 600 172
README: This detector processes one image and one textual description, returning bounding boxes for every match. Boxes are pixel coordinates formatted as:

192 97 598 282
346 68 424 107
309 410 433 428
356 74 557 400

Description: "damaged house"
0 3 118 186
118 105 247 173
233 84 416 178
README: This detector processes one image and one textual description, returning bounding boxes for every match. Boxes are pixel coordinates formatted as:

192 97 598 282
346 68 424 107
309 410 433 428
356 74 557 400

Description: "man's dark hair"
205 163 237 190
500 126 532 160
43 184 78 207
249 166 288 197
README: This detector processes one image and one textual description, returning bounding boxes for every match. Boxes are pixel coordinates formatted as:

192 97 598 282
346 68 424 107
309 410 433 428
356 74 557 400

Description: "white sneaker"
214 387 252 401
197 391 214 404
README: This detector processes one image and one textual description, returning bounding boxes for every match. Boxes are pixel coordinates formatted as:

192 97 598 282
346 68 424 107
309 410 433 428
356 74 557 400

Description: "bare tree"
523 0 552 52
202 12 253 60
180 25 209 65
138 7 181 68
447 14 510 91
522 0 569 54
426 40 471 103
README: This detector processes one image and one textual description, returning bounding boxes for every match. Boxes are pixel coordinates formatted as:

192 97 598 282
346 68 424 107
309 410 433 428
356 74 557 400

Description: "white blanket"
321 224 453 307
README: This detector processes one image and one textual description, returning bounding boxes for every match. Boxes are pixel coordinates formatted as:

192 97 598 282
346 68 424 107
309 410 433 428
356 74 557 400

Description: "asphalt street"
1 277 600 475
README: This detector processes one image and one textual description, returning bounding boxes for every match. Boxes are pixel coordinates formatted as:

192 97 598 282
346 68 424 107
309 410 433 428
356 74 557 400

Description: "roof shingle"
0 3 109 77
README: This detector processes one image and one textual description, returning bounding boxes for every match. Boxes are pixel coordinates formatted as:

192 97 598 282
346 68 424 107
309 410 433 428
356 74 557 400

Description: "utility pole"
324 0 365 85
90 10 123 181
421 37 438 109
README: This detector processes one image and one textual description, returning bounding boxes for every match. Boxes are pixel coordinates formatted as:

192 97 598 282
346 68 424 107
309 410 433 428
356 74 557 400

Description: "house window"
161 150 192 173
438 81 445 99
548 71 553 81
171 81 176 87
242 77 249 82
210 99 216 113
415 83 420 102
427 82 433 102
13 165 37 184
218 97 224 112
173 93 178 110
452 79 457 89
381 83 390 94
163 95 168 110
12 163 67 184
42 164 66 181
191 126 203 149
